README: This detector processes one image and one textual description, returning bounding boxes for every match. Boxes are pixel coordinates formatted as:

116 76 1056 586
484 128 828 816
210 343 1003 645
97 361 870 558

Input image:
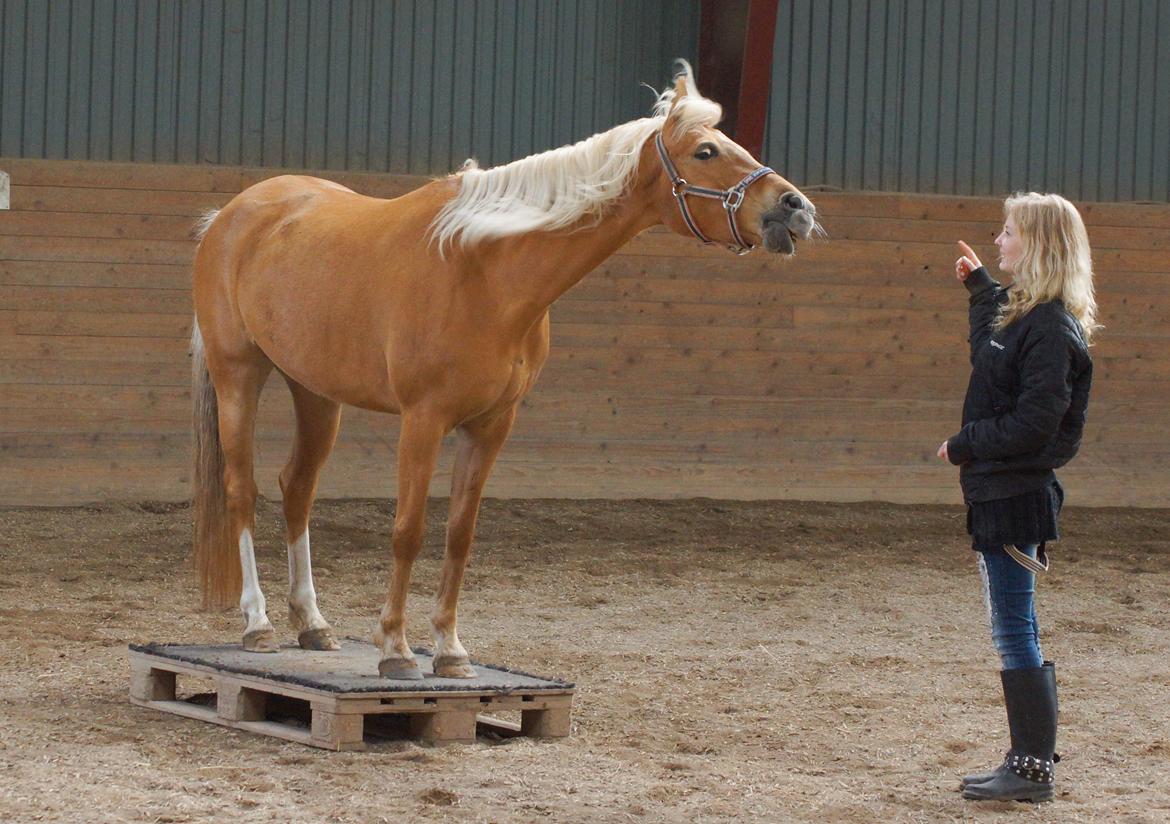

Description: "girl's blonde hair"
996 192 1100 344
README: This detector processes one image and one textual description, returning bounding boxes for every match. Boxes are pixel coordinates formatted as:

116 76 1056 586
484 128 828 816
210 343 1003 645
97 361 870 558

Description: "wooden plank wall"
1 158 1167 507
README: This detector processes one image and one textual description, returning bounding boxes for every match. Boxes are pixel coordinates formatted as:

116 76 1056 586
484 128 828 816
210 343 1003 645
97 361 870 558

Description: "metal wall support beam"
699 0 779 160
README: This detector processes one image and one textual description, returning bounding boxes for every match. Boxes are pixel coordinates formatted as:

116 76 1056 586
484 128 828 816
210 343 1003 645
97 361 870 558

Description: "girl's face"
995 215 1023 274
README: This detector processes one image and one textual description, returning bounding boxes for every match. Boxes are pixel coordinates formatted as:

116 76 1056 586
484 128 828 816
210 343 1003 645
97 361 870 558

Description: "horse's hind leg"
213 355 277 651
429 408 517 678
280 377 342 651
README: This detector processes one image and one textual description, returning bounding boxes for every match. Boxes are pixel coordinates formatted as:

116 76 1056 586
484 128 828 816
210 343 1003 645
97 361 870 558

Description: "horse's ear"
664 76 692 122
665 60 703 115
660 60 719 129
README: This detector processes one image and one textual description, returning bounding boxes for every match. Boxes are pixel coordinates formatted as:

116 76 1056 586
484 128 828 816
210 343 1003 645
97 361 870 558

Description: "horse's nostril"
781 192 805 211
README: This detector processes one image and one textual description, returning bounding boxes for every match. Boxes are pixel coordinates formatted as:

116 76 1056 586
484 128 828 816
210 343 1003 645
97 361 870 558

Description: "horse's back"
232 174 363 209
212 175 375 241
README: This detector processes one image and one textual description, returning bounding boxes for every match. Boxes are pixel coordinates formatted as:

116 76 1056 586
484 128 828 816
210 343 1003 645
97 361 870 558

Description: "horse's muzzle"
761 192 815 255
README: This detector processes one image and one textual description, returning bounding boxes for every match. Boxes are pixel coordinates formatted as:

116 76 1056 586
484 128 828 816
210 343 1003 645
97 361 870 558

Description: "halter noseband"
655 131 776 255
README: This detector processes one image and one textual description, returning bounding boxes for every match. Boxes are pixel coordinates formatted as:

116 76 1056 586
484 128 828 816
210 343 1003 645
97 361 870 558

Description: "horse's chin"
761 222 796 255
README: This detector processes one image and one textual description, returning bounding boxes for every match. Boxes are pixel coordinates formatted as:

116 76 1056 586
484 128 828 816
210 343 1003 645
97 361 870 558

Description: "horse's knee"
223 473 258 522
392 516 426 557
278 456 313 497
278 462 294 497
279 466 312 523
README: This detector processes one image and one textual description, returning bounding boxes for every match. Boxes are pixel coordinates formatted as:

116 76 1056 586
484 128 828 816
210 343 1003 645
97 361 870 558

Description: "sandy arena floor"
1 498 1168 823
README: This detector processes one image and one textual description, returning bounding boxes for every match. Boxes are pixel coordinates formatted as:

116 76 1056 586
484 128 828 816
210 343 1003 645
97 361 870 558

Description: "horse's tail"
190 318 240 610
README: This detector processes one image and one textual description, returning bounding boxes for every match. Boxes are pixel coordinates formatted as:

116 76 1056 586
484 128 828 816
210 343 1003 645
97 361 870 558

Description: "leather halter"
654 131 776 255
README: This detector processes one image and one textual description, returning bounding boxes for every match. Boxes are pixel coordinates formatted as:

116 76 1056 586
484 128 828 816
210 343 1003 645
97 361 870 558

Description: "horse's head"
650 63 817 255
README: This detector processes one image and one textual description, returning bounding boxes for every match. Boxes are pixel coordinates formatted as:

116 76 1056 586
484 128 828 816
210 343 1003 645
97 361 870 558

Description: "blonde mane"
430 62 722 254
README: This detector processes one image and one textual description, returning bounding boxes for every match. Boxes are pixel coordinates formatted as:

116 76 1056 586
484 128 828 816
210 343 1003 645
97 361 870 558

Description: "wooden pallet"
128 640 574 750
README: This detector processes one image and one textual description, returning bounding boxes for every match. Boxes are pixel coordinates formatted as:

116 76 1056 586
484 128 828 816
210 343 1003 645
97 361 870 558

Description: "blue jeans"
978 544 1043 670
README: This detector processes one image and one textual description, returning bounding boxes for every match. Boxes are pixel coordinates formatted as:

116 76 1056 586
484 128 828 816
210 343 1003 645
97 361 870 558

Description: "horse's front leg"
431 408 517 678
375 413 446 679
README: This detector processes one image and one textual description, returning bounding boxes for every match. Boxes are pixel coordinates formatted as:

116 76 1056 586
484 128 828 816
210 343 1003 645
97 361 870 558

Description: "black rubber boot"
960 763 1003 789
963 662 1058 802
961 660 1058 788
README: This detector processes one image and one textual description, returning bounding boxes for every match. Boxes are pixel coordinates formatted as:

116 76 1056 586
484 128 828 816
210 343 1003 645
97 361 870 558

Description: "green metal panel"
430 0 455 172
176 0 203 164
1 1 22 156
88 0 114 159
244 0 266 163
409 0 434 171
155 0 179 163
132 0 157 161
197 0 224 166
764 0 1170 201
260 0 286 168
44 0 67 157
952 0 978 194
1133 0 1158 200
1152 1 1170 200
22 0 48 156
65 0 92 158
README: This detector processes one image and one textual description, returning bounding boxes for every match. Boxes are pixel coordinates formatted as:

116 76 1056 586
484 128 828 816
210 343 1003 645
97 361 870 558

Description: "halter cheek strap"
655 131 776 255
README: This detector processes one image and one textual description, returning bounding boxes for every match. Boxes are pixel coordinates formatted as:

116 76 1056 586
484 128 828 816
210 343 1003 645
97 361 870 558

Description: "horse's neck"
481 188 662 332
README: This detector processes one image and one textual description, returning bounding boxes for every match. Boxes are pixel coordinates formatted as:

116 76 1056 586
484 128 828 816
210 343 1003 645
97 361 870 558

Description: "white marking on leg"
239 528 273 634
287 530 329 631
377 603 414 663
432 625 449 659
431 622 468 663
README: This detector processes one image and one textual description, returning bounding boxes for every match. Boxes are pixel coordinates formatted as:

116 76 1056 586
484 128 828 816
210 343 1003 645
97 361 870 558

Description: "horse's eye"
694 143 719 161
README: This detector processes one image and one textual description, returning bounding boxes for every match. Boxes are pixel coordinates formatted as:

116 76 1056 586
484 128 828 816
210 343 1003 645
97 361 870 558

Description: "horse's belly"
239 277 400 413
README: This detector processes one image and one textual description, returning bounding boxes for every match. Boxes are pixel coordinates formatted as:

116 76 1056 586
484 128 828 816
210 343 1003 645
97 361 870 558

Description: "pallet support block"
311 707 366 750
409 707 479 744
129 663 176 702
217 679 267 722
522 698 573 738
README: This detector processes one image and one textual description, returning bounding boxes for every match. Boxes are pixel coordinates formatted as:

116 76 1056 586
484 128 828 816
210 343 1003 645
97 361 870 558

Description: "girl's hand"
937 440 950 462
955 240 982 282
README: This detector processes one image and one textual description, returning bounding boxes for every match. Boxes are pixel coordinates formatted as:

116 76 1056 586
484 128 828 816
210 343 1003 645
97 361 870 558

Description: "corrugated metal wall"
765 0 1170 202
5 0 1167 200
0 0 698 173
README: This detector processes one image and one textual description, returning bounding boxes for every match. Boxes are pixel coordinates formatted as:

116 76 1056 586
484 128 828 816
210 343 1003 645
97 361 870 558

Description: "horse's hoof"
378 657 423 680
298 628 341 651
432 656 477 679
242 628 279 653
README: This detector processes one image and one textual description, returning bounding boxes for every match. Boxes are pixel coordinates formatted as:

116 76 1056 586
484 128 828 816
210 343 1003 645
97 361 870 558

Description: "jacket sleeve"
947 327 1075 464
964 266 1004 362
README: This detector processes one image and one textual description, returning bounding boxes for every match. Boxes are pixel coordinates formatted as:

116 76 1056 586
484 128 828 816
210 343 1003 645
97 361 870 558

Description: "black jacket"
946 267 1093 503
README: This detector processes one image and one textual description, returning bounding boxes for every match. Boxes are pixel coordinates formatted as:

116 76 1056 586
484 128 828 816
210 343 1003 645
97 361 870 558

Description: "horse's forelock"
665 95 723 140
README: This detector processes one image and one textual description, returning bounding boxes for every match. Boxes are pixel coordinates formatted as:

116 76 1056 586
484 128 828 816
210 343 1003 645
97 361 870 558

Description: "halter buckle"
723 188 745 211
671 179 690 198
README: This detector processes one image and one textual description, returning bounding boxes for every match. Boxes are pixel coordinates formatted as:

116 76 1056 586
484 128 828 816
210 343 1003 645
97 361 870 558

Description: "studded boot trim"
1006 751 1055 784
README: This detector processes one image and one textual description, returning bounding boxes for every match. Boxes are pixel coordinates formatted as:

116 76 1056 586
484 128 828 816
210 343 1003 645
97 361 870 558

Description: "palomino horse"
191 63 817 679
